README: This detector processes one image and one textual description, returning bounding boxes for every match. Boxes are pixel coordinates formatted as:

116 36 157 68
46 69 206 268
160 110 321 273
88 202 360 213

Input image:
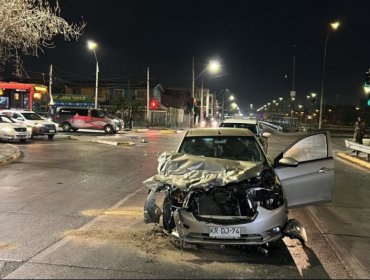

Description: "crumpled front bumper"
172 206 288 245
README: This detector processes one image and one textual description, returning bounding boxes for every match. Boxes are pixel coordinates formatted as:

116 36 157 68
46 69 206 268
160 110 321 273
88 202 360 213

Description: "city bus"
0 82 50 113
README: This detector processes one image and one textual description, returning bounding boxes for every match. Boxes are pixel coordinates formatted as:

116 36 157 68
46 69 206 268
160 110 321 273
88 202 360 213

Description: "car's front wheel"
48 134 54 140
163 195 175 232
104 124 113 134
62 122 72 132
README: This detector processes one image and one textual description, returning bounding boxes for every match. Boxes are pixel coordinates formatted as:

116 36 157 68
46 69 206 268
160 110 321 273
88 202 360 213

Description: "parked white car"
0 114 32 142
1 110 58 140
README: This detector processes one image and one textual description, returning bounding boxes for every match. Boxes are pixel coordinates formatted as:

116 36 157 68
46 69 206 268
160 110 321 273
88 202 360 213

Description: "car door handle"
318 167 330 173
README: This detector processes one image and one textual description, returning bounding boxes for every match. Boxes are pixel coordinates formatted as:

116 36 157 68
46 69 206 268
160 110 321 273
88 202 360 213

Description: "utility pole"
191 56 195 128
48 64 54 113
200 76 204 124
147 67 150 126
290 55 296 118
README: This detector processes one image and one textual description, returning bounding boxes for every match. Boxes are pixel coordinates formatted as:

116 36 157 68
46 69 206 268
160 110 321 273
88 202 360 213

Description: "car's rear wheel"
62 122 71 132
104 124 113 134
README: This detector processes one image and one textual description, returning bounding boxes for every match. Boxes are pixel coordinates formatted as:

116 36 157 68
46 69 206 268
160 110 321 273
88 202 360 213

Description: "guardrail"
345 139 370 161
259 121 283 132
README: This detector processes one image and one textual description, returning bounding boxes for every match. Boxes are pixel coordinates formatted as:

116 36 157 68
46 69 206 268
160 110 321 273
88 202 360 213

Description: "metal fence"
132 107 190 128
150 108 189 128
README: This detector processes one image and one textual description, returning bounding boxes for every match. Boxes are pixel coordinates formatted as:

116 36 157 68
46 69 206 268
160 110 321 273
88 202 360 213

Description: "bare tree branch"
0 0 86 77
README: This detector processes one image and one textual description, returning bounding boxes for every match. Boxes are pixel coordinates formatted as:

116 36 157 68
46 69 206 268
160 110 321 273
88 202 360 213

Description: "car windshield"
22 112 44 120
0 115 15 123
178 136 266 162
220 123 257 135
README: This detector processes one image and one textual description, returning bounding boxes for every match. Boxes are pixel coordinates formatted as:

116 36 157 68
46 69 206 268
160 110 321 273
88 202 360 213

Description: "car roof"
1 109 35 113
186 128 255 137
221 118 257 125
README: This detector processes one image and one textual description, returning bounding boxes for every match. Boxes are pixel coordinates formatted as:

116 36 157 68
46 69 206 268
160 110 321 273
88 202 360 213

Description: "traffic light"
365 69 370 86
149 98 159 109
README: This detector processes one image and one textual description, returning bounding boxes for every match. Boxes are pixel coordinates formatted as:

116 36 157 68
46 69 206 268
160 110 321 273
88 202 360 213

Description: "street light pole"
191 56 195 128
87 40 99 109
319 21 340 130
191 57 220 127
200 76 204 124
94 56 99 109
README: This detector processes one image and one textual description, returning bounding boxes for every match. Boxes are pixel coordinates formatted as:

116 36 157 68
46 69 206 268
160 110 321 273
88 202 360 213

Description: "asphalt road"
0 130 365 279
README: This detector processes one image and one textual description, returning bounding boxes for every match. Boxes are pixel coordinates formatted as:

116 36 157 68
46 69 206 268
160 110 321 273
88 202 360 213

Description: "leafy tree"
0 0 86 77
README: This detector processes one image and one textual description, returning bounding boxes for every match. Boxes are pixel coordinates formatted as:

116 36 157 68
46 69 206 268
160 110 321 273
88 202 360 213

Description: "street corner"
0 144 23 166
337 152 370 169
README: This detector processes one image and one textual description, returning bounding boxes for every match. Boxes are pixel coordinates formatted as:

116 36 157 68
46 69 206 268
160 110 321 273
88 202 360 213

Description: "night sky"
16 0 370 110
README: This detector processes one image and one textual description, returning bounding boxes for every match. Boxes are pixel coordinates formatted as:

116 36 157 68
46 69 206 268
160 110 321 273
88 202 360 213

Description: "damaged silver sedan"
144 128 334 246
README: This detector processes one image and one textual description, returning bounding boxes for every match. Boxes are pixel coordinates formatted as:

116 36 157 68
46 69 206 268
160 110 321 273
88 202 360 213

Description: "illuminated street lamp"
192 58 221 126
319 21 340 129
87 40 99 109
221 90 236 120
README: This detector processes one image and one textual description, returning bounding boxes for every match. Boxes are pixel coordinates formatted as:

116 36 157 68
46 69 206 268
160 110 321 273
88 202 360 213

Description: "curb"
92 139 136 146
159 130 178 134
337 152 370 169
0 144 22 166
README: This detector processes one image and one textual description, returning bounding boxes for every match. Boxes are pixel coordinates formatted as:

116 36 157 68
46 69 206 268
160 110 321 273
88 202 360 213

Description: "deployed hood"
144 151 265 191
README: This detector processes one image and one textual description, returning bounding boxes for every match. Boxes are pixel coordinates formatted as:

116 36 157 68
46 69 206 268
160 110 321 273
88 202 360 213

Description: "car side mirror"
262 132 271 138
278 157 299 167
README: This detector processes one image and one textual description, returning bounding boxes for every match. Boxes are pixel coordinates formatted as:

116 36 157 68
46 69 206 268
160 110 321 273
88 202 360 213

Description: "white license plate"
49 130 55 133
209 227 241 239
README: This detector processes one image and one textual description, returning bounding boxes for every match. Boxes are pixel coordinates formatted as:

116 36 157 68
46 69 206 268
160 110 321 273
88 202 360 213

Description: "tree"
0 0 86 77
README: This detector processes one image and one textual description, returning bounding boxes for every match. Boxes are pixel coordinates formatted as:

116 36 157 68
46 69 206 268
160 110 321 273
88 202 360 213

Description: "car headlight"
3 127 12 133
35 123 44 128
27 127 33 133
